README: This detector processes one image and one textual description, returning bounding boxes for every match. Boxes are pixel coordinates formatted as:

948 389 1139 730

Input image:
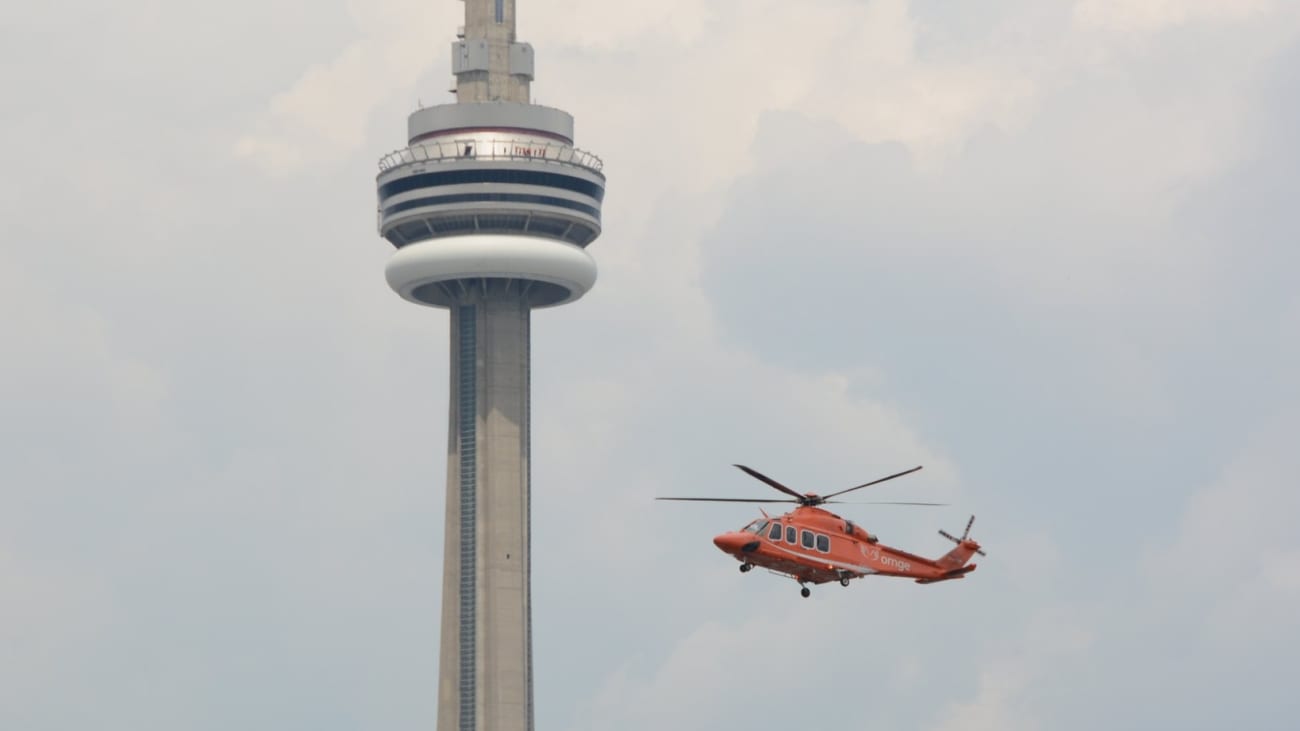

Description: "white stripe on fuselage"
762 540 879 575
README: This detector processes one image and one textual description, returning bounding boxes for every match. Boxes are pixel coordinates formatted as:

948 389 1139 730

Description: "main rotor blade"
733 464 807 501
655 497 799 503
822 465 924 500
825 500 947 506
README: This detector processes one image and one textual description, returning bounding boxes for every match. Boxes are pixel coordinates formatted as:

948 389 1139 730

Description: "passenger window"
801 530 814 549
786 526 797 543
816 534 830 553
768 522 783 540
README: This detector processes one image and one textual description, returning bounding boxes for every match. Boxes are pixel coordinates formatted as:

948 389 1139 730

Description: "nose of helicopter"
713 532 760 554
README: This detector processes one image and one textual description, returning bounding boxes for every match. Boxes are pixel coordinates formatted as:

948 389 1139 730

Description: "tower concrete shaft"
455 0 532 103
439 286 533 731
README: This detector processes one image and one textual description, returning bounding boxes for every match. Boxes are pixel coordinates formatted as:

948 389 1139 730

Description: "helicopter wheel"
739 563 753 573
840 577 851 587
800 586 811 598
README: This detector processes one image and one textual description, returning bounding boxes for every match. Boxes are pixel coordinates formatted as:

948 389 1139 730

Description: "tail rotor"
939 515 986 556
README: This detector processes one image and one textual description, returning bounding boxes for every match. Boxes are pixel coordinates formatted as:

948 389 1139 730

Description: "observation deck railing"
378 138 604 174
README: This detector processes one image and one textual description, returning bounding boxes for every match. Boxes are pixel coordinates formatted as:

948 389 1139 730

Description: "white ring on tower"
385 234 598 309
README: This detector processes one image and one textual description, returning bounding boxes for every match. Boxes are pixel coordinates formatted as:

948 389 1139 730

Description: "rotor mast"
455 0 533 103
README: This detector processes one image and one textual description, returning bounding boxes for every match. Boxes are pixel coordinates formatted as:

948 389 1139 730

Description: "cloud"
234 0 450 175
235 0 1039 183
927 610 1093 731
1143 420 1300 644
525 0 714 49
1073 0 1276 33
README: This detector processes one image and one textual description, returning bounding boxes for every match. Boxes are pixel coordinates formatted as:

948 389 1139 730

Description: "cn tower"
373 1 604 729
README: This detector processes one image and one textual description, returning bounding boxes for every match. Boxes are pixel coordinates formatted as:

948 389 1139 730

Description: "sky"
2 0 1298 729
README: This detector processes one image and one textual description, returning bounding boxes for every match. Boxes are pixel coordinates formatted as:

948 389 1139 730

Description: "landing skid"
741 565 835 597
760 568 817 597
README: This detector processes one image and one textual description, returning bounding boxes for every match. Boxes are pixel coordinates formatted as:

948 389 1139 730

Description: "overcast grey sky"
2 1 1298 729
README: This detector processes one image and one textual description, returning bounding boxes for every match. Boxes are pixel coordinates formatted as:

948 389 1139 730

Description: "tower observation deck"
373 2 604 730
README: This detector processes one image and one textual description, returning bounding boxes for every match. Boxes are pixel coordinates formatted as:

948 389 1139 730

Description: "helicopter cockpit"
742 518 769 534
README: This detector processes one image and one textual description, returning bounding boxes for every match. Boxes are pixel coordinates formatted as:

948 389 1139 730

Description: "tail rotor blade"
943 518 986 555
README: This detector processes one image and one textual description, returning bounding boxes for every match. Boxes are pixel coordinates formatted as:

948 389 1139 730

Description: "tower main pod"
374 2 605 730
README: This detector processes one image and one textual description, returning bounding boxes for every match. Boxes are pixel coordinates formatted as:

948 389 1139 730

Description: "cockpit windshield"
743 519 769 534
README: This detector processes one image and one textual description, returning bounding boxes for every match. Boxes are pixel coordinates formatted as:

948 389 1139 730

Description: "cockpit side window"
767 522 783 540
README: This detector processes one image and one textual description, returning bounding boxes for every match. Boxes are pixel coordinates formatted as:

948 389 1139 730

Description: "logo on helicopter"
879 554 912 572
863 545 911 572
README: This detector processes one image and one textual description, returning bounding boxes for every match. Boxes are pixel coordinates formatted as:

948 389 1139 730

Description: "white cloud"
1073 0 1276 33
0 547 114 718
0 252 171 456
236 0 1038 187
234 0 450 174
525 0 714 49
928 610 1093 731
1142 422 1300 647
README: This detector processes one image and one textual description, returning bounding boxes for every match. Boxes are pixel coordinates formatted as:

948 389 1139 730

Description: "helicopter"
657 464 985 597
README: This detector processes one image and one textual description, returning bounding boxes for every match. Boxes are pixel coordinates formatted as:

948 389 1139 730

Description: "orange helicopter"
657 464 985 597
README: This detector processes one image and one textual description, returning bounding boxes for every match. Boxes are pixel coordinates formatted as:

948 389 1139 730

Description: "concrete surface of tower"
373 1 605 730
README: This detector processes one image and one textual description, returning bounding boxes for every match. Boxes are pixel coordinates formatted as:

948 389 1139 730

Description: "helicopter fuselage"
713 506 980 588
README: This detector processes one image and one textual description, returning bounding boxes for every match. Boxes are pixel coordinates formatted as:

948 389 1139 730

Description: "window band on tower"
495 0 504 24
383 193 601 220
379 169 606 202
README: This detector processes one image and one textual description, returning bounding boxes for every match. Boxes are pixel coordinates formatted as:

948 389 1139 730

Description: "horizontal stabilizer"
915 563 977 584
